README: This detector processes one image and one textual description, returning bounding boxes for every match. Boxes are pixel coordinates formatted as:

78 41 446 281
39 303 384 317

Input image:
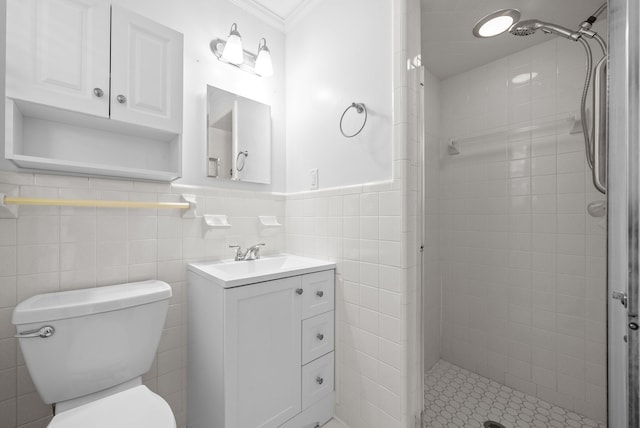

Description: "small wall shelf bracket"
181 194 198 218
0 185 19 218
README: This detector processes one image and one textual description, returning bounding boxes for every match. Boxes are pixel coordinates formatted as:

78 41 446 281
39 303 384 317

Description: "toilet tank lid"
12 280 172 325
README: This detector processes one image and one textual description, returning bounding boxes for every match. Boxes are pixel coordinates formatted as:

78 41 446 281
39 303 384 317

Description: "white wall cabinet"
6 0 111 118
4 0 183 181
109 5 182 133
187 267 335 428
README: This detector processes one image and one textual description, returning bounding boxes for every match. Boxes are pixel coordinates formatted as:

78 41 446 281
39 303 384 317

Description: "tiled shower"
423 27 607 426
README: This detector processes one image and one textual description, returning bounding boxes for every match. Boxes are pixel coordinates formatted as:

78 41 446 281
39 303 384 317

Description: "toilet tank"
12 280 172 404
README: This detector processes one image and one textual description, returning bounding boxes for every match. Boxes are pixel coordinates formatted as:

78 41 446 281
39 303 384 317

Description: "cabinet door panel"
110 6 183 133
225 277 302 428
6 0 110 116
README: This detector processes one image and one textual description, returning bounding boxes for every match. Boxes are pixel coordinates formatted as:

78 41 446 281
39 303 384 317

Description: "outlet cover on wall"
309 168 318 190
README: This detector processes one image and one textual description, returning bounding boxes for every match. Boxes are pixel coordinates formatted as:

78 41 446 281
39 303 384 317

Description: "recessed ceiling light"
473 9 521 38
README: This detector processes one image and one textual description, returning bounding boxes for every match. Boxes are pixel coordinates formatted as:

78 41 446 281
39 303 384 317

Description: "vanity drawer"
301 270 334 319
302 352 334 410
302 311 334 365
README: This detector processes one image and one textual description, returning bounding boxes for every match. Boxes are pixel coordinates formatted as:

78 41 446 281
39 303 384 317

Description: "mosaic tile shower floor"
423 360 606 428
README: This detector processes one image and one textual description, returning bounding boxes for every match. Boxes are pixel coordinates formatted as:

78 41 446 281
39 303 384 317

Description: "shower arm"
577 2 608 54
577 28 608 55
590 3 607 20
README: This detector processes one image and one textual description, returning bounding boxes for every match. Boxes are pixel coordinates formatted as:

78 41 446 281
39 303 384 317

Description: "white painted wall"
0 0 287 193
284 2 419 427
110 0 287 192
285 0 393 192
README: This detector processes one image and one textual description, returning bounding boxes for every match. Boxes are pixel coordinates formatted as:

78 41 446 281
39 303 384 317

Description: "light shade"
472 9 521 38
222 23 244 64
254 38 273 77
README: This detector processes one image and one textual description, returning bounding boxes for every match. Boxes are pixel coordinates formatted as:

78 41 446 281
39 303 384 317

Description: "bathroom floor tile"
423 360 606 428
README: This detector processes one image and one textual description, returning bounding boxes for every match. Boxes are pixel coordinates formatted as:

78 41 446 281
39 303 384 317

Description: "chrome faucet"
245 243 265 260
229 243 266 261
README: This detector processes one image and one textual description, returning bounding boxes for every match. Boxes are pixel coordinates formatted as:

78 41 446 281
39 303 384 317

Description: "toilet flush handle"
15 325 55 339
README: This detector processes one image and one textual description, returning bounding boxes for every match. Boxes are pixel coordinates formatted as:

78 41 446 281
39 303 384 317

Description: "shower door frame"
416 64 426 428
608 0 639 427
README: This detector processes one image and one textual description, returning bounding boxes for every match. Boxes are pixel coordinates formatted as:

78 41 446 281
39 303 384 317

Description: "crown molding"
283 0 322 32
227 0 285 30
227 0 321 33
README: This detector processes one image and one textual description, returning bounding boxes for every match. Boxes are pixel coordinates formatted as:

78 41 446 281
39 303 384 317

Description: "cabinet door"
224 277 302 428
110 6 183 133
6 0 110 116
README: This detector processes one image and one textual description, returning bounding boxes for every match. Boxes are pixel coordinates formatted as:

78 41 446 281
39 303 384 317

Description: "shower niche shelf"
4 98 182 182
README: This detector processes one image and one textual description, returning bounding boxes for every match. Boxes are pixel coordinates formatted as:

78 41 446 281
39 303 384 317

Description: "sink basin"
187 254 336 288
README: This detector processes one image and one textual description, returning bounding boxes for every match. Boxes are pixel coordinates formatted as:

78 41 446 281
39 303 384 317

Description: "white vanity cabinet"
4 0 183 181
187 262 335 428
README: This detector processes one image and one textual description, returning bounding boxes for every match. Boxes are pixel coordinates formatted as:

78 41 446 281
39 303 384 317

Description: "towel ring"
236 150 248 171
340 102 367 138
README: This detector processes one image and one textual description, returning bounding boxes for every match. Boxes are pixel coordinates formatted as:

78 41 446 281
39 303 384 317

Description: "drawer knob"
93 88 104 97
316 290 324 297
117 94 127 104
296 288 304 295
316 376 324 385
316 333 324 341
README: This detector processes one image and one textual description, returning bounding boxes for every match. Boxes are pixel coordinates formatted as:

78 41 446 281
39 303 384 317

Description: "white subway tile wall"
285 181 406 428
437 37 607 423
0 173 285 428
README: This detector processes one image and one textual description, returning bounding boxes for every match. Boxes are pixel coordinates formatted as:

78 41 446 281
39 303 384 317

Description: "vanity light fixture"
221 23 243 64
254 39 273 77
211 24 274 77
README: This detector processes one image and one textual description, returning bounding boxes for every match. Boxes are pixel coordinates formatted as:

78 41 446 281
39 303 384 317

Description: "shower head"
509 20 540 36
509 19 576 40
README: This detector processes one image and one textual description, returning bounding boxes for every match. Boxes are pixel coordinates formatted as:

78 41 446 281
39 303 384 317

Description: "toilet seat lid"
48 386 176 428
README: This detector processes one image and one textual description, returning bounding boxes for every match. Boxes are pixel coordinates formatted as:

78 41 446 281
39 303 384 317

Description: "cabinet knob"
296 288 303 295
93 88 104 98
315 376 324 385
316 290 324 297
116 94 127 104
316 333 324 341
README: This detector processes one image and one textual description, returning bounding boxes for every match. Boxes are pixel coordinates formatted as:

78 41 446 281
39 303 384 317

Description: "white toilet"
12 280 176 428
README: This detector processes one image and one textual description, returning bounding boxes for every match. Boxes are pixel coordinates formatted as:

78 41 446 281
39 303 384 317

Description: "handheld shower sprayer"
508 19 577 40
471 2 608 193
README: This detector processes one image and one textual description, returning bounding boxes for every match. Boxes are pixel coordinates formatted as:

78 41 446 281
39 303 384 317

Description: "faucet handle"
247 243 266 260
229 245 244 260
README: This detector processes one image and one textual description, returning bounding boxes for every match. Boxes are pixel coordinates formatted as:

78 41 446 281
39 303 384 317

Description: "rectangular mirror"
207 85 272 184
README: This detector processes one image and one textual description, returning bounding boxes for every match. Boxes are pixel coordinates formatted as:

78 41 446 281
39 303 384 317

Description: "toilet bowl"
48 385 175 428
12 280 176 427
